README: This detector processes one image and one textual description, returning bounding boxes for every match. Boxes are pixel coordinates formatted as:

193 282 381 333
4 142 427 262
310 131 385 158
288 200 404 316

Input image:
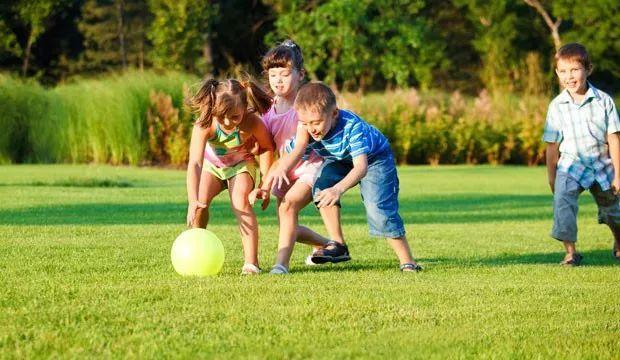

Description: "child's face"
556 58 590 95
297 107 339 141
214 106 245 130
268 67 302 98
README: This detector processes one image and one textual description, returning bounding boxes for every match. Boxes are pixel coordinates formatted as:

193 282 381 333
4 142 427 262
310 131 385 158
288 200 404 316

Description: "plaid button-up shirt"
542 83 620 190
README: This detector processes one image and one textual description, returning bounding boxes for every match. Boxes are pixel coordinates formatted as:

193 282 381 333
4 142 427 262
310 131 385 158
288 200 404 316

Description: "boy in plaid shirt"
543 43 620 266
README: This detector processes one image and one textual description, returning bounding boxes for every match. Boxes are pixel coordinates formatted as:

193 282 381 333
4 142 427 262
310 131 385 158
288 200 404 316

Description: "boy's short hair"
294 82 337 114
555 43 592 70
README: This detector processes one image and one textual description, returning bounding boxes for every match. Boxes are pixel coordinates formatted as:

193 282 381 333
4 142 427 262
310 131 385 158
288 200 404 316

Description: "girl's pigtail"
190 79 219 128
244 80 272 115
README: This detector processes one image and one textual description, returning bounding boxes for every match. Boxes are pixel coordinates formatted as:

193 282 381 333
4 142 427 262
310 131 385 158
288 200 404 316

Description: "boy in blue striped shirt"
268 82 421 272
543 43 620 266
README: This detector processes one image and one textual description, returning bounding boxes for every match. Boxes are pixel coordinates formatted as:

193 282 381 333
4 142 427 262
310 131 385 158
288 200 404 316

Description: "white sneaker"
305 250 322 266
269 264 289 274
241 263 261 275
305 255 319 266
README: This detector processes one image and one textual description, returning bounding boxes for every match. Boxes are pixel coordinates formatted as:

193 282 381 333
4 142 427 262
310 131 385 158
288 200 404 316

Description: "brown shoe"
560 253 583 267
613 244 620 260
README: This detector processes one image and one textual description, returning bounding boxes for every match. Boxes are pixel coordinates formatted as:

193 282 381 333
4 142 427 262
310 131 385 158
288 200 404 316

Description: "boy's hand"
316 186 344 208
248 189 270 210
187 200 207 227
612 176 620 195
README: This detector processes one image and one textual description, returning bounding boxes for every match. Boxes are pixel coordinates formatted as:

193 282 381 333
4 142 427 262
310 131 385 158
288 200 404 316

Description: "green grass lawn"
1 165 619 358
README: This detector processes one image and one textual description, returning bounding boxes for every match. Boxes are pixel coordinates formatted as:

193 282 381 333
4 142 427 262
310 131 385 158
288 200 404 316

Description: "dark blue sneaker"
311 241 351 264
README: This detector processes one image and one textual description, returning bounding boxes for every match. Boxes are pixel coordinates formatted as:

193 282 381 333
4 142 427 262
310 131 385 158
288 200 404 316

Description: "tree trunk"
524 0 561 51
203 39 213 76
22 32 33 77
117 0 127 69
139 38 144 71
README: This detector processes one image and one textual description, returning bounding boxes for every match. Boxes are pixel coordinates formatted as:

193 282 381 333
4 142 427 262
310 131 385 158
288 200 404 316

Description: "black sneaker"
311 241 351 264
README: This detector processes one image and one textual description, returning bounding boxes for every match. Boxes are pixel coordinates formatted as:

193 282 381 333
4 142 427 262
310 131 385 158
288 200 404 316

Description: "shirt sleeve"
606 97 620 134
348 121 370 158
260 113 272 134
542 102 563 143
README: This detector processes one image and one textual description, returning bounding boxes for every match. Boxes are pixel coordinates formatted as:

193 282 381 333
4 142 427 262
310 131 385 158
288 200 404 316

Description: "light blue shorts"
552 171 620 242
312 151 406 238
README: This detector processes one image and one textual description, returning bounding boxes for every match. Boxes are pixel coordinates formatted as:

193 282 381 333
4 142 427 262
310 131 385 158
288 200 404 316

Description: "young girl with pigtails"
186 78 275 275
252 40 338 274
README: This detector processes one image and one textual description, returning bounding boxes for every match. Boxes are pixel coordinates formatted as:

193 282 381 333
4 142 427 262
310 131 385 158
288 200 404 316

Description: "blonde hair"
188 78 272 128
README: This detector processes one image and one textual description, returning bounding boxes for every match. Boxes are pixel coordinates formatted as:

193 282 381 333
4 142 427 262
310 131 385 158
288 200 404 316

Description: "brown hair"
188 78 272 128
555 43 592 71
261 39 304 73
294 82 337 115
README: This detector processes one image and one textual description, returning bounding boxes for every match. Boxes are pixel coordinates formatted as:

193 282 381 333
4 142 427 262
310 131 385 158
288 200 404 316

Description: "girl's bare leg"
228 172 259 266
275 181 328 268
192 171 225 228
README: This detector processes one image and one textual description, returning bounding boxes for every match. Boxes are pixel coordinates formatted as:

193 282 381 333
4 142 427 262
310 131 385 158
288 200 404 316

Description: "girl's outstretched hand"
267 166 290 191
248 189 271 211
186 200 207 227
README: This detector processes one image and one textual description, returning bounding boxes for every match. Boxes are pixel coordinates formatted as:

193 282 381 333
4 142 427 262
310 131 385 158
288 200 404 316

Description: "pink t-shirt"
262 103 322 195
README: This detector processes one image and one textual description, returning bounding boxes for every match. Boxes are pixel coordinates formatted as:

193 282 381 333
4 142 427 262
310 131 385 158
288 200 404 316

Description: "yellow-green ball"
171 228 225 276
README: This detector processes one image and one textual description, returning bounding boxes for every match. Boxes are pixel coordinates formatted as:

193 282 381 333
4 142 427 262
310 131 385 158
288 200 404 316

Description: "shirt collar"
558 82 600 104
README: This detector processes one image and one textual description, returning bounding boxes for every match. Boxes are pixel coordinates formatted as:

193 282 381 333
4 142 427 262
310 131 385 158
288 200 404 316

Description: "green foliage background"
0 0 618 165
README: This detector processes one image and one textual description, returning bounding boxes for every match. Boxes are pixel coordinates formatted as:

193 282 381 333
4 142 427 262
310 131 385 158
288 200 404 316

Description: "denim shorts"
552 171 620 242
312 151 406 238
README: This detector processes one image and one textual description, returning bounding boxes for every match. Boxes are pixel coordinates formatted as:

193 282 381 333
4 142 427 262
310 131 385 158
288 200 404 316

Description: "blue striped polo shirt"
289 109 391 163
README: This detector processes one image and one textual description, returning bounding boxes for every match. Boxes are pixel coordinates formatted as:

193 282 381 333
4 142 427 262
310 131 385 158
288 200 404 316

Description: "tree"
14 0 57 76
147 0 217 74
208 0 275 76
266 0 446 91
455 0 520 91
78 0 150 72
0 19 20 62
552 0 620 78
523 0 561 51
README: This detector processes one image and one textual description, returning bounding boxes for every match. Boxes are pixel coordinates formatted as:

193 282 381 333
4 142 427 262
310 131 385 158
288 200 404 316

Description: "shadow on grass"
0 178 135 187
289 249 620 273
421 249 620 268
0 193 556 225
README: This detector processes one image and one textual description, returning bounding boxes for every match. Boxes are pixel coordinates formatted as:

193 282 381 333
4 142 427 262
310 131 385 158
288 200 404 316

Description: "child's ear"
587 64 593 76
331 107 339 119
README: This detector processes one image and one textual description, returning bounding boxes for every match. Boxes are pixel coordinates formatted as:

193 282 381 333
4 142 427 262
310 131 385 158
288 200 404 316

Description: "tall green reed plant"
0 71 197 164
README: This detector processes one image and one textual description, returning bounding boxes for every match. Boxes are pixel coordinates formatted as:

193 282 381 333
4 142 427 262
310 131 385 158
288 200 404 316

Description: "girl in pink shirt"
251 40 331 274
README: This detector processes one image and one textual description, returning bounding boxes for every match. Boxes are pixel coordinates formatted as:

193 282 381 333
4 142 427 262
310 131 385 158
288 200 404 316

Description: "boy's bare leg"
387 235 419 265
562 240 577 261
318 205 345 244
275 182 328 268
297 225 328 249
228 173 259 267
